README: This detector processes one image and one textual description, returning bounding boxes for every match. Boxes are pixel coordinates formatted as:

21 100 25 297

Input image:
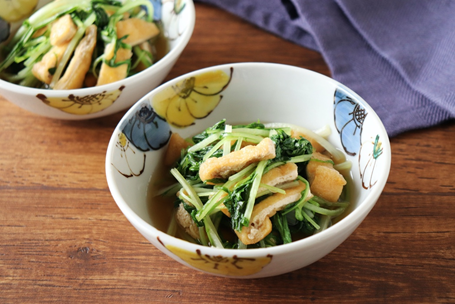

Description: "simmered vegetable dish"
0 0 165 89
155 120 352 249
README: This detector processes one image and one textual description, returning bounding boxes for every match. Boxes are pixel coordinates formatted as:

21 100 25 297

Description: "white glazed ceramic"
105 62 392 278
0 0 195 119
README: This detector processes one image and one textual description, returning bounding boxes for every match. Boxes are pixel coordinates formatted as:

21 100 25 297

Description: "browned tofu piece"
175 203 199 239
116 18 159 46
96 43 132 86
291 129 325 153
32 43 69 84
32 26 48 39
306 152 333 184
199 137 276 182
306 151 346 202
310 166 346 202
218 192 231 217
236 180 310 245
53 25 97 90
50 14 77 46
258 162 298 193
218 162 298 217
164 133 191 167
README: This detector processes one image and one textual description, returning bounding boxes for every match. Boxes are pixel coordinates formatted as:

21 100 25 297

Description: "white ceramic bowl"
0 0 195 119
105 62 391 278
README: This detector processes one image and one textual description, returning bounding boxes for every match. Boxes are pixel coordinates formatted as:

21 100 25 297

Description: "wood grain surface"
1 3 454 303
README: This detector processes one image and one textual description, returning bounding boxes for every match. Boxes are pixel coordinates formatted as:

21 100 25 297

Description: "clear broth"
147 159 176 233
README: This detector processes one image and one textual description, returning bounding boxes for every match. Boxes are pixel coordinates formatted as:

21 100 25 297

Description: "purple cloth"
195 0 455 136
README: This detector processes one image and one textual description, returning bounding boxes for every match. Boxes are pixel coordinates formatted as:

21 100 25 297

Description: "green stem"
243 160 268 223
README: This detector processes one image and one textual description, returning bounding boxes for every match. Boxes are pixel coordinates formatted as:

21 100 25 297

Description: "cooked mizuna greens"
0 0 165 89
158 120 352 249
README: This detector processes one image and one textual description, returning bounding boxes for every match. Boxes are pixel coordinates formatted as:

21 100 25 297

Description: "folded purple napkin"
196 0 455 136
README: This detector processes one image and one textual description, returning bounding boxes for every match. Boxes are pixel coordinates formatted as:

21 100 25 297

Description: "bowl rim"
105 62 392 257
0 0 196 96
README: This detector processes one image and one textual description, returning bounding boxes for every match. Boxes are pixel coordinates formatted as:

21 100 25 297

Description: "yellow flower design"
152 68 233 127
118 132 128 148
0 0 38 22
166 244 272 276
111 132 146 178
36 85 125 115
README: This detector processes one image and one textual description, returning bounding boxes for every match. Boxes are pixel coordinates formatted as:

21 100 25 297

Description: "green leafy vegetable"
165 120 350 249
272 212 292 244
0 0 159 89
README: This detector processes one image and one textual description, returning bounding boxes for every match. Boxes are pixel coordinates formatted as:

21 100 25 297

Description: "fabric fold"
195 0 455 136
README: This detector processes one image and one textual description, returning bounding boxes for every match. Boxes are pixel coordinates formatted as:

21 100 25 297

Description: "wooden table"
1 3 454 303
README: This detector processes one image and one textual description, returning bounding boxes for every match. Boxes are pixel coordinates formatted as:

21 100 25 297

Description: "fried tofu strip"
219 162 299 217
32 15 78 85
306 152 333 184
236 180 311 245
306 152 346 202
175 203 199 239
116 18 160 46
96 43 133 86
291 129 325 153
50 14 77 46
258 162 298 193
53 25 98 90
32 43 69 84
199 137 276 182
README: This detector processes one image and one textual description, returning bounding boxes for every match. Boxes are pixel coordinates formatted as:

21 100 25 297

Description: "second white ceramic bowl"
0 0 195 119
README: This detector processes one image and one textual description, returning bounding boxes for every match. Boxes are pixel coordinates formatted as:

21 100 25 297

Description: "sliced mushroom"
199 137 276 182
235 180 311 245
53 25 97 90
50 14 77 46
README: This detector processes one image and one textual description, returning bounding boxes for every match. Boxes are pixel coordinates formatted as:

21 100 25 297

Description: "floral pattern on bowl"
333 88 385 190
120 101 172 152
359 134 384 190
0 17 10 43
334 89 367 156
112 101 172 178
151 68 233 127
111 132 147 178
36 85 125 115
162 0 187 40
163 242 273 276
0 0 39 44
0 0 38 23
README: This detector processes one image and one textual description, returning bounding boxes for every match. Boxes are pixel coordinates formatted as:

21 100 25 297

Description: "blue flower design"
147 0 162 21
120 101 172 152
0 17 10 43
333 88 368 156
